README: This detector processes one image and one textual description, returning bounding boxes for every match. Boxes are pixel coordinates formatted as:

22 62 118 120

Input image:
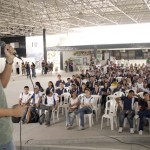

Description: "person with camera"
0 44 26 150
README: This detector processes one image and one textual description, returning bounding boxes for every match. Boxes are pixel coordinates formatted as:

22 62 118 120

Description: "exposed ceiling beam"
143 0 150 10
109 0 138 23
61 0 99 26
86 0 118 24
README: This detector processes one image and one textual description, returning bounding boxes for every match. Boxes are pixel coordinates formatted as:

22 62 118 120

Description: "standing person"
25 62 30 78
31 62 36 77
41 60 45 75
0 44 25 150
21 62 25 75
15 62 20 74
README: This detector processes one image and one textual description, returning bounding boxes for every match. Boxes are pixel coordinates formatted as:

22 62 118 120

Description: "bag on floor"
29 109 39 123
11 104 21 123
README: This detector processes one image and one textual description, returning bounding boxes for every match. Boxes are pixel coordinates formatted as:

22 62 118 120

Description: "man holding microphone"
0 44 25 150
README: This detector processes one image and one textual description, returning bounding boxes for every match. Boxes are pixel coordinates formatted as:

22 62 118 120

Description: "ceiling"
0 0 150 37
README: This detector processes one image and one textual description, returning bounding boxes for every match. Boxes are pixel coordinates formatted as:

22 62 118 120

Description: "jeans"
119 110 135 128
65 109 76 126
21 107 28 122
138 109 150 131
0 140 16 150
40 104 52 124
75 106 92 127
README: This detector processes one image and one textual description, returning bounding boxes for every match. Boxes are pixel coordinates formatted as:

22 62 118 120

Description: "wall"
1 36 26 57
62 51 92 71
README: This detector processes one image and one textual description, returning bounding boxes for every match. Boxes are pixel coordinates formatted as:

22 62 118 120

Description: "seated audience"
65 90 80 129
75 88 94 130
138 92 150 135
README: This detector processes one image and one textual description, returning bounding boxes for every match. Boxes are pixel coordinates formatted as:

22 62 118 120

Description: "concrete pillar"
43 29 47 62
93 45 97 59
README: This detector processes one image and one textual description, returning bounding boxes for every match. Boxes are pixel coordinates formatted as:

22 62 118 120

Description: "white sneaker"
130 128 134 134
139 130 143 135
118 127 123 133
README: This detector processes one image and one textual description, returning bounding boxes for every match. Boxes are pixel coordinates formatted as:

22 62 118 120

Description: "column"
93 45 97 59
43 28 47 62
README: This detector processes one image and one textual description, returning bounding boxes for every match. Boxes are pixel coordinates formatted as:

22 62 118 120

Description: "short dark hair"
129 90 134 93
24 86 29 89
143 92 148 96
85 88 91 92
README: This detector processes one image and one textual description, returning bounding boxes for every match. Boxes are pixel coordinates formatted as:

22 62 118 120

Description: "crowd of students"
18 62 150 134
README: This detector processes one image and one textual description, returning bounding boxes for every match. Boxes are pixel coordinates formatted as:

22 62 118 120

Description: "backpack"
29 108 39 123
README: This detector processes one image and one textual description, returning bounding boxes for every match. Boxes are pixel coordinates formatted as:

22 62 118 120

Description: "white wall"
63 51 92 70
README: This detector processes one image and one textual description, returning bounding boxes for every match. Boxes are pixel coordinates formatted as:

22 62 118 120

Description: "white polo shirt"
19 92 32 103
31 92 43 104
81 96 94 105
46 94 59 106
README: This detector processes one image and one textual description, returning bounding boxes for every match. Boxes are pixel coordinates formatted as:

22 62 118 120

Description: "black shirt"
121 96 138 111
139 99 148 111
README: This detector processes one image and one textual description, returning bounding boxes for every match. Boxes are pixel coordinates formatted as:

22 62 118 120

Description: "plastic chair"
64 87 71 93
106 95 117 101
78 93 85 101
137 92 144 99
113 91 125 97
76 113 94 128
116 77 122 82
58 93 71 116
91 95 101 121
101 100 118 130
45 109 59 124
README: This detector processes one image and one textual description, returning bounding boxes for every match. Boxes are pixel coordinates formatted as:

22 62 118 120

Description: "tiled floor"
4 71 150 150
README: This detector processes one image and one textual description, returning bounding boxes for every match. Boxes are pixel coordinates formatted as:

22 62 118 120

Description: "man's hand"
4 44 15 62
13 105 27 117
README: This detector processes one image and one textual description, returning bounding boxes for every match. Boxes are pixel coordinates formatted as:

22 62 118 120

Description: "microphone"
14 53 23 62
0 41 23 62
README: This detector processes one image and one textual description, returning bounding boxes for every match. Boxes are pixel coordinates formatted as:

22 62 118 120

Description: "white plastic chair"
58 93 71 116
78 93 85 101
101 100 118 130
116 77 122 82
113 91 125 97
137 92 144 99
76 113 94 128
91 95 101 121
64 87 71 93
106 95 117 101
45 109 59 124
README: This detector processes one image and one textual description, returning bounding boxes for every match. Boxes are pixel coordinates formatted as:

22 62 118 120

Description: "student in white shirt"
40 90 59 127
65 90 80 129
75 88 94 130
26 85 42 123
19 86 32 123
